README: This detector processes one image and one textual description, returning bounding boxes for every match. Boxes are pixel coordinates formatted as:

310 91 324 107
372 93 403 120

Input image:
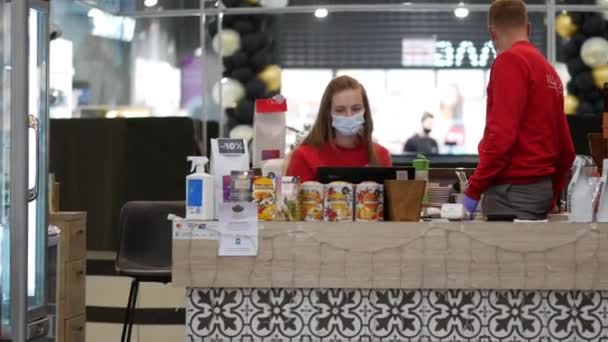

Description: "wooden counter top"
172 221 608 290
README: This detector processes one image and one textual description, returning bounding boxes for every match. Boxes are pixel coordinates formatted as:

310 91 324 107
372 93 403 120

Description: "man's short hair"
421 112 434 122
489 0 528 30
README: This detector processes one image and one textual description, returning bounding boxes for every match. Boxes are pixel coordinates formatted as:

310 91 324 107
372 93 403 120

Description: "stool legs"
121 279 139 342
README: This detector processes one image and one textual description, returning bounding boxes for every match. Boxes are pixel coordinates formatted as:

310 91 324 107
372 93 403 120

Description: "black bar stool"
115 201 185 342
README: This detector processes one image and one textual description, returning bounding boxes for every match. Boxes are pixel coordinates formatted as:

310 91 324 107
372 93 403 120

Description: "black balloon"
258 33 272 49
567 57 590 77
573 71 596 94
577 101 596 115
226 108 237 119
562 42 579 61
231 67 255 83
226 116 240 133
223 15 238 27
222 57 234 71
582 14 606 37
245 77 267 100
235 99 255 124
580 88 603 102
566 80 579 96
563 33 586 60
250 50 271 72
222 0 246 7
595 99 605 114
241 33 267 53
229 51 249 68
570 13 587 27
233 20 256 35
249 15 267 30
571 32 587 46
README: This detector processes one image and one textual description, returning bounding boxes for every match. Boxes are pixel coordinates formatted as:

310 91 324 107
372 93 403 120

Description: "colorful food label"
356 182 383 222
222 175 231 203
253 176 276 221
379 184 385 221
324 182 354 222
276 176 300 221
300 181 324 222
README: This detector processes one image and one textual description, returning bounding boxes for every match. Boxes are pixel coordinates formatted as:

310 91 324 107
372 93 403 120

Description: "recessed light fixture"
315 7 328 19
144 0 158 8
454 2 469 19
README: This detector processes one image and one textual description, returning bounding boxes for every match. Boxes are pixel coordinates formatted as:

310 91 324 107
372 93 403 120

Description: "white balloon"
212 78 245 109
212 29 241 57
599 0 608 20
581 37 608 68
229 125 254 140
259 0 289 8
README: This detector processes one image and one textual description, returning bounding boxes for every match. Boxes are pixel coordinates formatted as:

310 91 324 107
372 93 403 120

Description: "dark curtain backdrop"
50 117 218 251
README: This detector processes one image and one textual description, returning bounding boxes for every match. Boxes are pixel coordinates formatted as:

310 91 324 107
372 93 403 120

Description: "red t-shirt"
286 142 392 182
466 41 575 201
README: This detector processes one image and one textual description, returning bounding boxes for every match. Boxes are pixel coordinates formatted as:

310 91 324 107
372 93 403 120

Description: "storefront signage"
403 39 497 68
401 37 437 67
435 40 497 68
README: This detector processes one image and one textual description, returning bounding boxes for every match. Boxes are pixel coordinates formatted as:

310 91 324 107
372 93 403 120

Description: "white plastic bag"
210 138 250 219
253 95 287 168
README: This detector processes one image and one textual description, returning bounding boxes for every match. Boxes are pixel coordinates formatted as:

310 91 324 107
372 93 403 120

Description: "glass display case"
0 0 50 340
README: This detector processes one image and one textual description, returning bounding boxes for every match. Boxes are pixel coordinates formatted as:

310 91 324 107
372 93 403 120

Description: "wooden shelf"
50 212 87 342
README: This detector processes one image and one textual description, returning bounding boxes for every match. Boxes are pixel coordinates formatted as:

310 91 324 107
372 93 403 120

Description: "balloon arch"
557 6 608 115
207 0 287 138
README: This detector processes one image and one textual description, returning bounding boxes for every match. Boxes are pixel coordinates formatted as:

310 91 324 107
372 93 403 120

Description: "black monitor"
317 166 415 184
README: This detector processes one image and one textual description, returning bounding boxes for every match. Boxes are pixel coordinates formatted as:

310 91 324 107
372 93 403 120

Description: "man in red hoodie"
463 0 575 220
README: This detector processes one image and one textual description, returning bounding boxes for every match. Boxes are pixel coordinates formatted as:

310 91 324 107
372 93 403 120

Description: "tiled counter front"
176 221 608 341
186 288 608 342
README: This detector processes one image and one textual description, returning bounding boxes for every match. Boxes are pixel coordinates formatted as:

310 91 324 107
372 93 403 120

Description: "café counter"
173 221 608 342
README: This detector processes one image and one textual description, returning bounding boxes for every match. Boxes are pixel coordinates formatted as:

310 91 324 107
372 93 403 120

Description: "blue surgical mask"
331 112 365 136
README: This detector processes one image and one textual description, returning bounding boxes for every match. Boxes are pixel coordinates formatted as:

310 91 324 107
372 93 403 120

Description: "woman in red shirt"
285 75 392 182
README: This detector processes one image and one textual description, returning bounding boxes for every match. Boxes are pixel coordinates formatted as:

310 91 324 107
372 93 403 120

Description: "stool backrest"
116 201 185 270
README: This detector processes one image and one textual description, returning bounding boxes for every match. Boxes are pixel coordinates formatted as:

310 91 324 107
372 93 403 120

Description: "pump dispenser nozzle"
188 156 209 173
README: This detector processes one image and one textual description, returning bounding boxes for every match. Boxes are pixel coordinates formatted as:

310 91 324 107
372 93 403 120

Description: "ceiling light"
144 0 158 7
315 8 328 19
454 3 469 19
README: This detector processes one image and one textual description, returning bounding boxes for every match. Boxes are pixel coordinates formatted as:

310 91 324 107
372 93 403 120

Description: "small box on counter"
252 175 276 221
300 181 324 221
355 182 383 222
324 182 354 222
276 176 300 221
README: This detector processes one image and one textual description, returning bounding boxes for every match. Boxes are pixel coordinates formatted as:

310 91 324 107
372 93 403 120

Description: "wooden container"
384 180 426 222
603 112 608 138
589 133 608 174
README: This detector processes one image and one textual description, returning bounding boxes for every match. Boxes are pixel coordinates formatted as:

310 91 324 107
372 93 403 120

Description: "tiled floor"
86 323 185 342
85 252 185 342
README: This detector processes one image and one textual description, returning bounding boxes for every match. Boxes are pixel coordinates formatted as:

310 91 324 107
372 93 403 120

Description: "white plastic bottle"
186 156 214 220
569 158 594 223
597 160 608 222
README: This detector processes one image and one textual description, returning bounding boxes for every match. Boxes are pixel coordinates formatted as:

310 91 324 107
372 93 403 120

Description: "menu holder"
384 180 426 222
